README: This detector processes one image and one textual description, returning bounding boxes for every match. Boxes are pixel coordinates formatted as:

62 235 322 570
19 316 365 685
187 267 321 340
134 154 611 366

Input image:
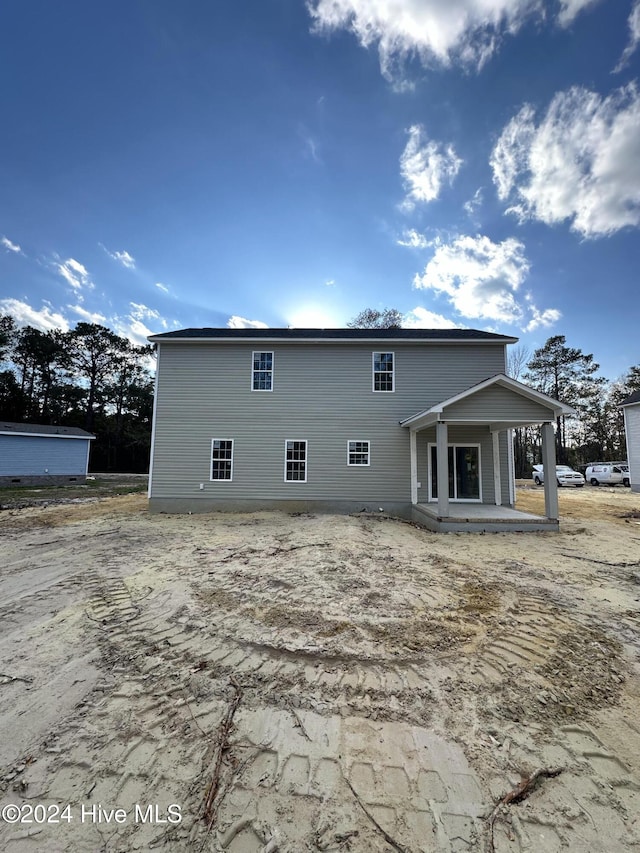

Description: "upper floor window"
285 440 307 482
211 439 233 481
252 351 273 391
373 352 394 392
347 440 370 466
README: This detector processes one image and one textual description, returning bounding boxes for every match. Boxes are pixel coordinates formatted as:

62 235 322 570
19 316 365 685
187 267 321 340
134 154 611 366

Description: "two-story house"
147 328 573 531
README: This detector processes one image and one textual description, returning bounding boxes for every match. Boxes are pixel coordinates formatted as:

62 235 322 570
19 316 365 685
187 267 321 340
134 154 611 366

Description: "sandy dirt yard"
1 487 640 853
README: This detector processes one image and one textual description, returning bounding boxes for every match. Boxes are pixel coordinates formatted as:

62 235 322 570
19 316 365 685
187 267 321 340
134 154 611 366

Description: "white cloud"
523 302 562 332
102 246 136 269
325 279 336 287
402 306 463 328
412 234 561 331
1 236 22 254
491 83 640 238
614 0 640 72
227 315 269 329
0 295 168 348
557 0 602 27
112 317 155 348
463 187 484 218
308 0 600 82
414 235 528 324
400 125 462 209
397 229 430 248
413 234 531 328
155 282 170 293
301 131 322 164
0 298 69 332
130 302 161 322
115 250 136 269
110 302 168 346
68 304 107 324
56 258 94 292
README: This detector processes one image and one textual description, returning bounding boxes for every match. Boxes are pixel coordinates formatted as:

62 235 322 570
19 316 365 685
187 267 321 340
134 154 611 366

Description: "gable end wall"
443 385 555 421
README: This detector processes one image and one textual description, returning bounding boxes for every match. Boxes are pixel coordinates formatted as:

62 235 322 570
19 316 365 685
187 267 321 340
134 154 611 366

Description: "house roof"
620 389 640 407
148 327 518 344
400 373 576 431
0 421 95 439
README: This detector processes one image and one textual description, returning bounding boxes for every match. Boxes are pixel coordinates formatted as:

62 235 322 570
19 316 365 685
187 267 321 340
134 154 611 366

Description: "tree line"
0 315 154 472
509 336 639 477
349 308 640 476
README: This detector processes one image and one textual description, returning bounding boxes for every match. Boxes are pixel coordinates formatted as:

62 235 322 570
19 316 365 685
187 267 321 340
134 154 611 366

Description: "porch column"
436 420 449 517
541 422 559 520
492 431 502 506
507 429 515 506
410 429 418 505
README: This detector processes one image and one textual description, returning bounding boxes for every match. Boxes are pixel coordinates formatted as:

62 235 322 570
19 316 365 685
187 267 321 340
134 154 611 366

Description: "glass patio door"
430 445 480 501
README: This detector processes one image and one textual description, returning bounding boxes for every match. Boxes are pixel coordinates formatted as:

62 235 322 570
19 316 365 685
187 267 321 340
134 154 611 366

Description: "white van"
585 463 630 487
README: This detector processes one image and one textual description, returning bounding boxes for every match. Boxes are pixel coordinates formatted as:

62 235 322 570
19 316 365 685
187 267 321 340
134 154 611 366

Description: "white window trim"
427 442 482 502
251 350 274 392
210 438 234 482
347 439 371 466
284 439 307 483
372 351 395 393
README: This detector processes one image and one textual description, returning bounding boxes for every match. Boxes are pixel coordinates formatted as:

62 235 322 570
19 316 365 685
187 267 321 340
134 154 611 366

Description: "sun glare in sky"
285 304 343 328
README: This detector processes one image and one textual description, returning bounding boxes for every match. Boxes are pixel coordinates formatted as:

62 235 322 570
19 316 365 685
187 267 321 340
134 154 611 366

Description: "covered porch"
400 374 576 533
412 501 558 533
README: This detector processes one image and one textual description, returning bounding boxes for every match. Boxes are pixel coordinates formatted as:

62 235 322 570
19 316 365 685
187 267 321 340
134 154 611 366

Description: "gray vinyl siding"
150 341 507 502
0 434 90 476
415 425 511 506
624 404 640 491
444 385 554 422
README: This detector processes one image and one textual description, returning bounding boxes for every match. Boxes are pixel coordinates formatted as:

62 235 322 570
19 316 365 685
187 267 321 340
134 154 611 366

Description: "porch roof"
400 373 576 432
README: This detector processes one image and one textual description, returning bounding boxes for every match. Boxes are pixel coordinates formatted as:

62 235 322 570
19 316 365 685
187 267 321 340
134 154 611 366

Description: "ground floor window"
347 440 370 466
211 439 234 480
285 440 307 482
429 444 481 501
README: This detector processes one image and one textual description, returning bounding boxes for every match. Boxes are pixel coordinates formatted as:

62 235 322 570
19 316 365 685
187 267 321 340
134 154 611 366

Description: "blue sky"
1 0 639 379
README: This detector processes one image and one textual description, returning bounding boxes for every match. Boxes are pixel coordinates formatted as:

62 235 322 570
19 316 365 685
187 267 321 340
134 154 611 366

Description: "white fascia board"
400 409 439 430
0 431 95 440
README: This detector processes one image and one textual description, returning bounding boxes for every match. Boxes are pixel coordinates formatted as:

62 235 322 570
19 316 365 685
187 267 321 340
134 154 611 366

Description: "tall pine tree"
524 335 604 464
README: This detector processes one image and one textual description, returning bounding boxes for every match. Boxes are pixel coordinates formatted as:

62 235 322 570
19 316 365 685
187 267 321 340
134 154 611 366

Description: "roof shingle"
0 421 95 438
149 327 517 343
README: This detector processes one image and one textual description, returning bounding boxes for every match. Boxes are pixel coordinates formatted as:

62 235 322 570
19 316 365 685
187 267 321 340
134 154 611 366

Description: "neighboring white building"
621 390 640 493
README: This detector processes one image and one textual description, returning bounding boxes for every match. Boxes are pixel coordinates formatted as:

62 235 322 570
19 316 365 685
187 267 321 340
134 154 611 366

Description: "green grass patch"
0 476 148 507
